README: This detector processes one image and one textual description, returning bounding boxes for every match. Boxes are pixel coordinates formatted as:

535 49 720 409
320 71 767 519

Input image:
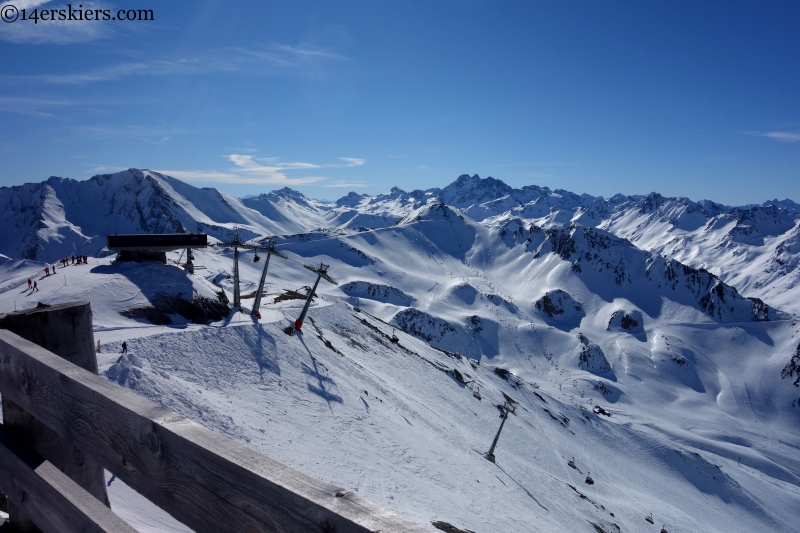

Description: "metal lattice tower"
251 239 287 317
293 263 338 331
216 235 289 315
231 233 241 310
485 400 516 463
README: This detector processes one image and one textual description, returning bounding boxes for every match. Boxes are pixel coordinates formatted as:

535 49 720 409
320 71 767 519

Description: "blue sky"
1 1 798 204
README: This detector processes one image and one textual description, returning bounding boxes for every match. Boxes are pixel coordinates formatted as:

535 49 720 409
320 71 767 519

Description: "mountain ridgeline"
2 169 797 318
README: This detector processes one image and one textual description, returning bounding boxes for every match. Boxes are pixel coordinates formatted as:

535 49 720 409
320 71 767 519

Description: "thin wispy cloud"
156 155 366 186
339 157 365 167
75 124 185 144
745 130 800 143
418 164 446 173
0 96 73 116
0 1 115 44
231 43 352 66
84 163 127 173
2 43 350 85
758 131 800 143
322 182 372 188
4 59 217 85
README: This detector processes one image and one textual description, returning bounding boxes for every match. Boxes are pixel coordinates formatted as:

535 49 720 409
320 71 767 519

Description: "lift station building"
107 233 208 271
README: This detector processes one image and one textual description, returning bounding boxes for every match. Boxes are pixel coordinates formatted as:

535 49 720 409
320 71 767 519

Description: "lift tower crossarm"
302 263 338 286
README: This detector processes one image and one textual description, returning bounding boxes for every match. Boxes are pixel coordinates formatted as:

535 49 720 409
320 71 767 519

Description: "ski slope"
1 210 799 532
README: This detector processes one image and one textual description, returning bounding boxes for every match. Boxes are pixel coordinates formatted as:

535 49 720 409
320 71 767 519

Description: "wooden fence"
0 301 431 533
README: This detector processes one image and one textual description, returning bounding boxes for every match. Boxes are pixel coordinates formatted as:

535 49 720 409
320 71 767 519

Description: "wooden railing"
0 302 431 533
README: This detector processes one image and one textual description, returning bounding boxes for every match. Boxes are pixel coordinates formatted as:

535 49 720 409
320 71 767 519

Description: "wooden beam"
1 302 109 532
0 426 137 533
0 330 432 533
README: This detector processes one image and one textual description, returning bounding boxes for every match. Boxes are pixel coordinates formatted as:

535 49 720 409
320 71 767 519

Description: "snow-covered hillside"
2 193 800 532
3 170 799 317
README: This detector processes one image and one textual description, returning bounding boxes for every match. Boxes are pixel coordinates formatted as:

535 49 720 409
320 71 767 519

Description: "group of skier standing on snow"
27 254 91 293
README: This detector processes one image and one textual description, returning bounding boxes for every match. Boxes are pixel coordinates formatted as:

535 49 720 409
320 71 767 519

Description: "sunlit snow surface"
1 173 800 532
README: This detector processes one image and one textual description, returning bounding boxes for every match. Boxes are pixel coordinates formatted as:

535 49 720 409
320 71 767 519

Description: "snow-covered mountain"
1 169 799 532
5 169 797 315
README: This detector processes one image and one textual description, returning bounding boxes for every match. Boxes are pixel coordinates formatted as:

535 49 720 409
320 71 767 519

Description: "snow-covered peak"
440 173 515 207
396 202 468 225
335 191 367 207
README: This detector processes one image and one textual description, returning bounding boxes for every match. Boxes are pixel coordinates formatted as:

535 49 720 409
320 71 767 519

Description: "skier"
71 255 75 264
33 281 39 292
27 278 32 290
121 341 128 355
45 266 50 276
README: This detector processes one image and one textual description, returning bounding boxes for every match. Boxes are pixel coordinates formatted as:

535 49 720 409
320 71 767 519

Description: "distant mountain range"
2 169 798 317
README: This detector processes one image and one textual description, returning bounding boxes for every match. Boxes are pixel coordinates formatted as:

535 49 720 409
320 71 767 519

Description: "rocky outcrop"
341 281 414 305
390 308 460 344
577 333 612 375
607 310 643 332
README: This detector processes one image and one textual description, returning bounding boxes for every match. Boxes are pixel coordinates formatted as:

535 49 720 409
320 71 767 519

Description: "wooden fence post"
0 301 109 532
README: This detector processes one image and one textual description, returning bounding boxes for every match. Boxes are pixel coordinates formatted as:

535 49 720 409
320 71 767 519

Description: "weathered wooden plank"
0 302 109 532
0 426 137 533
0 330 433 533
0 301 100 372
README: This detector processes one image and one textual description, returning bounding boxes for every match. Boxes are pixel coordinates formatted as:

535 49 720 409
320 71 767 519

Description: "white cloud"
322 182 372 188
75 124 185 144
153 154 366 187
0 95 72 116
759 131 800 142
2 43 349 85
0 1 115 44
155 170 323 186
228 154 320 173
746 130 800 143
339 157 365 167
231 43 352 67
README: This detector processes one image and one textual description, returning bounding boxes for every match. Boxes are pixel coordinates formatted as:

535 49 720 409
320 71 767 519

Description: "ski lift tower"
286 263 337 334
485 400 516 463
231 233 242 310
250 239 287 318
217 234 288 313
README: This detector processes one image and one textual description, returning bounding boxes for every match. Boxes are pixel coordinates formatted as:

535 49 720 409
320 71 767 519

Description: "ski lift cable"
329 296 668 528
499 378 661 522
523 421 658 523
269 225 392 250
